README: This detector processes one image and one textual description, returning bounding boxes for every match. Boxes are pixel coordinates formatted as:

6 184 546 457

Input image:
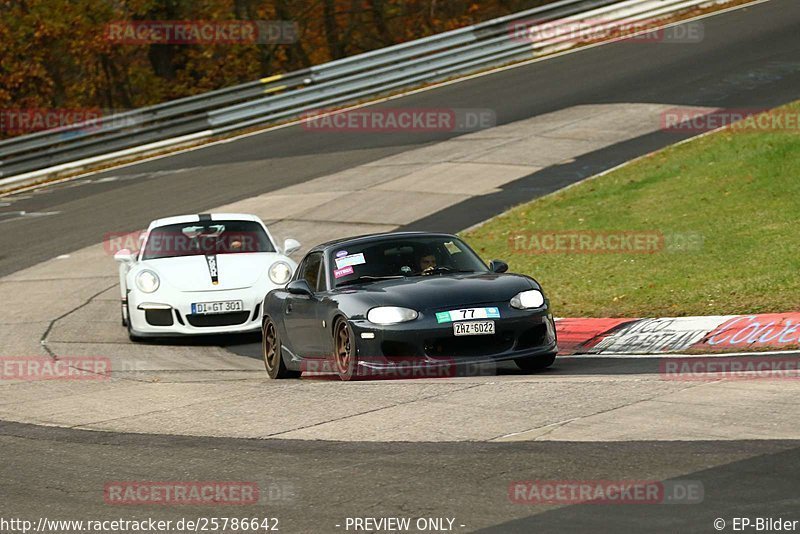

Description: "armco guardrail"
0 0 723 186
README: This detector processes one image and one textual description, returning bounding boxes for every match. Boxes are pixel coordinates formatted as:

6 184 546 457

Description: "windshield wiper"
419 267 475 276
337 275 404 287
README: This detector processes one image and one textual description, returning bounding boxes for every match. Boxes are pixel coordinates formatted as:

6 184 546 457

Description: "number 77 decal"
437 307 500 323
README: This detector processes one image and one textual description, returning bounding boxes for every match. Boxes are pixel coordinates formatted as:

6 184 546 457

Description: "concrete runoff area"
2 103 799 442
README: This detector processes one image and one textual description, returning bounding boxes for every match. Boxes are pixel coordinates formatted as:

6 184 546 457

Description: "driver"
416 248 437 274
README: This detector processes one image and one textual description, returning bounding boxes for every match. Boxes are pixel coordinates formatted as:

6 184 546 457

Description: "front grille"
186 311 250 327
424 331 514 358
381 340 422 358
145 309 174 327
516 324 548 350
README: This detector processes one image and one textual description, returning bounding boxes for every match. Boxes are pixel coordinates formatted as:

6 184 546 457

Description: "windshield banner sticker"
334 266 354 279
436 307 501 323
335 253 366 270
205 254 219 285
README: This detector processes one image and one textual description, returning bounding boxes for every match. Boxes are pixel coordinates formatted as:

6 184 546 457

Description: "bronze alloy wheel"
262 316 299 379
263 319 278 373
333 318 358 381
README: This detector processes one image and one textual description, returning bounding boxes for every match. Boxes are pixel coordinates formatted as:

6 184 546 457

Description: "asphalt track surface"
1 1 800 532
1 419 799 532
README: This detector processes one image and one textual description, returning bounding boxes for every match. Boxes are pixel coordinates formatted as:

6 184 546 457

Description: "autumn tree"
0 0 557 137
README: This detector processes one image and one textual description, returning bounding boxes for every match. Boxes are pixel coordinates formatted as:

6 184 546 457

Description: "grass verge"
463 101 800 318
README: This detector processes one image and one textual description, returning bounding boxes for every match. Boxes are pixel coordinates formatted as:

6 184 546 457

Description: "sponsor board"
587 316 734 355
557 312 800 356
694 313 800 351
555 318 637 355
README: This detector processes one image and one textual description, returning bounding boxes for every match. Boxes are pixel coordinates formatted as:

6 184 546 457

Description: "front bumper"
347 303 557 369
127 287 265 337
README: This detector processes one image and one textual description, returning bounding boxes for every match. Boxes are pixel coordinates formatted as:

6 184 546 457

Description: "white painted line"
0 0 771 197
0 210 61 224
25 211 61 217
493 419 578 441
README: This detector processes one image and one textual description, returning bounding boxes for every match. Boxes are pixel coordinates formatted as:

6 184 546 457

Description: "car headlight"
510 289 545 309
135 270 160 293
269 261 292 285
367 306 418 325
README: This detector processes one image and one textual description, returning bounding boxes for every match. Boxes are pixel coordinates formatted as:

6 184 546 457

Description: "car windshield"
141 220 275 260
330 236 488 287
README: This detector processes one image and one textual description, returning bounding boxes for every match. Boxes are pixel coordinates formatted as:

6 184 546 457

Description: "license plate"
436 307 500 323
453 320 495 336
191 300 243 315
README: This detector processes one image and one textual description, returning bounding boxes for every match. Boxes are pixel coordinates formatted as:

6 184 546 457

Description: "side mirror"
489 260 508 273
114 248 135 264
286 279 314 296
283 238 301 255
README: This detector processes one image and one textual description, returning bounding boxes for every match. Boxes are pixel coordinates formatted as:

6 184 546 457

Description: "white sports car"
114 213 300 341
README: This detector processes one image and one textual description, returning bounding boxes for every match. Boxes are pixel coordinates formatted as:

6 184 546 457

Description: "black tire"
121 301 128 327
126 302 144 342
515 352 557 373
332 317 359 381
263 316 299 379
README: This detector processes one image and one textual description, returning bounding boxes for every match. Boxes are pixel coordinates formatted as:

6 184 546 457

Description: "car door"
282 252 325 358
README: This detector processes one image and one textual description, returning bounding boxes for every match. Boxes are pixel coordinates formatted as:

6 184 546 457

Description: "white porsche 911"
114 213 300 341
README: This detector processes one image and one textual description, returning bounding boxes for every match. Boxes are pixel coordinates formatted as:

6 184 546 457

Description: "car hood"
141 253 276 291
337 272 538 311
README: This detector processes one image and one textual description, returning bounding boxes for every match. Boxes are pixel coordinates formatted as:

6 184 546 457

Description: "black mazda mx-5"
260 232 557 380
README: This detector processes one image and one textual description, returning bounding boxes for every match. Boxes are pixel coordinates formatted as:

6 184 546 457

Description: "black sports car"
260 232 557 380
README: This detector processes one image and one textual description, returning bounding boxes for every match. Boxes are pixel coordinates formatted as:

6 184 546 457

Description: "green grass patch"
463 102 800 318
